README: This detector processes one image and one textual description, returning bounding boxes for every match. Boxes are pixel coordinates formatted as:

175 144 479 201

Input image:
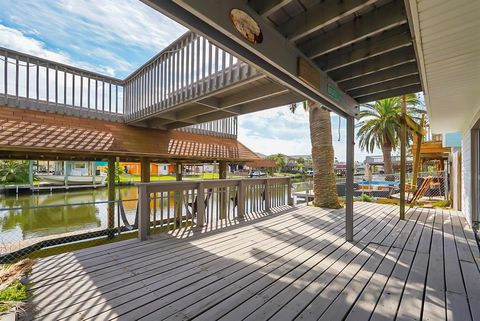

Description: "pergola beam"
227 91 302 114
349 74 421 99
318 26 412 72
280 0 378 42
301 0 407 59
143 0 358 118
330 46 416 82
355 83 422 103
220 82 289 108
339 62 419 91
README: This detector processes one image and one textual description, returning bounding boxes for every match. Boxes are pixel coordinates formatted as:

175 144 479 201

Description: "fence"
292 170 449 203
137 177 293 240
0 177 293 263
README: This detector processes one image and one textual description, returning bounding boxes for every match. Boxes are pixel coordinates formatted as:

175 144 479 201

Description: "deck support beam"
142 0 358 118
400 96 407 219
140 158 151 183
219 161 228 219
346 115 355 241
107 157 115 231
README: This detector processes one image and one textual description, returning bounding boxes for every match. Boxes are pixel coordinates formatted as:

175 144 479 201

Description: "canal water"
0 186 140 245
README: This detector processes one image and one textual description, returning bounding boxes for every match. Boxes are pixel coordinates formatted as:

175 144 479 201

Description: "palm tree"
291 101 340 209
357 94 424 176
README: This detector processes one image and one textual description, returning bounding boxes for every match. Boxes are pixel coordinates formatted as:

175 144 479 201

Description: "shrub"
360 193 373 202
0 281 28 302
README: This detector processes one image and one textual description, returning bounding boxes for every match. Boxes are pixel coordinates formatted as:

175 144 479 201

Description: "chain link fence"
292 170 449 204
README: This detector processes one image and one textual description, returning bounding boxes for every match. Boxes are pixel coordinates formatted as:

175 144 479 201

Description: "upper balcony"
0 31 302 139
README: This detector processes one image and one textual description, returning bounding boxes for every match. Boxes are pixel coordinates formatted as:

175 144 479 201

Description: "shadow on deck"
26 203 480 321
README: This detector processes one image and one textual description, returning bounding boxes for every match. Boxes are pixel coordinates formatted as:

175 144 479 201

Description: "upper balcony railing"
1 47 124 121
122 32 257 123
0 31 253 138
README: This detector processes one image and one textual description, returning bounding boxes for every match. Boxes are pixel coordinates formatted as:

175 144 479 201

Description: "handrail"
0 47 123 83
1 47 125 120
137 177 293 240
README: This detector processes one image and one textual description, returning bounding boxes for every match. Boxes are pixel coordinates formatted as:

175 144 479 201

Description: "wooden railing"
1 47 124 121
1 31 255 137
122 32 256 123
136 177 293 240
176 117 238 138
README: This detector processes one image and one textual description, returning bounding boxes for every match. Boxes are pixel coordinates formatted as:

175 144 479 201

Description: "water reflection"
0 186 138 242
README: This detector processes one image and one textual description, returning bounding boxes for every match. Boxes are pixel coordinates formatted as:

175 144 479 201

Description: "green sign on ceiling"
327 83 342 102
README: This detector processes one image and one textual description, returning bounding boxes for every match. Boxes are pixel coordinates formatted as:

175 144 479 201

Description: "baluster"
202 36 206 94
221 50 226 87
109 81 112 113
55 66 58 106
229 53 234 84
196 36 200 96
214 46 219 90
160 57 165 108
95 79 98 111
46 63 49 106
80 74 83 109
175 43 180 104
15 56 19 105
101 80 105 112
184 38 190 101
179 40 184 103
72 72 75 108
26 57 30 100
208 41 213 91
62 67 66 106
3 50 7 104
87 77 91 110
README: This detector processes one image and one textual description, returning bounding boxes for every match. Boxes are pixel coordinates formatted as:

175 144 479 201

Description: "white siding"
462 129 472 225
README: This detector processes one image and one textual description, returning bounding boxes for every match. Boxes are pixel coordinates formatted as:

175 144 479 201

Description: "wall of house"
462 129 472 225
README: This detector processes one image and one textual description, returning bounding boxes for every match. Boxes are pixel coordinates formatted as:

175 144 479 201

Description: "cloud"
0 0 187 77
238 106 381 161
0 24 118 76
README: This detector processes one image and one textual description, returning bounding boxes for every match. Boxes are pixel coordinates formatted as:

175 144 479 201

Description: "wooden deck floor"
27 203 480 321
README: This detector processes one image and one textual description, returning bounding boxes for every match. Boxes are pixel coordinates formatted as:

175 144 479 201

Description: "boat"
37 174 106 186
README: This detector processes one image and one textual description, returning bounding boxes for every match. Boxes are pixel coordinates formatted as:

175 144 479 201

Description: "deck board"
27 203 480 321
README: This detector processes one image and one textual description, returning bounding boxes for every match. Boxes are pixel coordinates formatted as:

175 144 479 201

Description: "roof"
251 0 422 103
406 0 480 132
244 159 276 168
0 106 259 162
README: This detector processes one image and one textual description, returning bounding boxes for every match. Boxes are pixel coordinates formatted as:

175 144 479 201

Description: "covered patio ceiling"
143 0 423 116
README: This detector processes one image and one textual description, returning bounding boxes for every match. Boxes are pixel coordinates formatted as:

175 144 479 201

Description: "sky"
0 0 381 162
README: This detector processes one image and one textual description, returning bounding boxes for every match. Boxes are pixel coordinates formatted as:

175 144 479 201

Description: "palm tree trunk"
382 142 394 177
309 103 340 208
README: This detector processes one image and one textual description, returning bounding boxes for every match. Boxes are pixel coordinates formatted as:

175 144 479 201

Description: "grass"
0 281 28 302
0 304 11 312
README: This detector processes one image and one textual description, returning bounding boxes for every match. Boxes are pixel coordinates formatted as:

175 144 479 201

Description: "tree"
273 154 286 172
357 94 424 175
290 101 340 208
0 161 30 184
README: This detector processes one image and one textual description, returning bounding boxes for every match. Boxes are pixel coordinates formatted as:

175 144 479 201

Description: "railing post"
196 182 205 227
346 115 355 241
264 179 271 211
138 184 150 241
287 178 294 206
237 180 245 218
